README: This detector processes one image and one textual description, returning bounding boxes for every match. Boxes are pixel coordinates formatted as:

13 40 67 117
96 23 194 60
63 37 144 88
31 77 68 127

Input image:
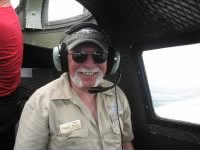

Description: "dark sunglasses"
68 50 108 64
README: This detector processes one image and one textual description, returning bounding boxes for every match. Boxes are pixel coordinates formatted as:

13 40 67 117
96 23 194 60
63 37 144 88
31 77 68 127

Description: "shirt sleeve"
14 91 49 150
117 87 134 142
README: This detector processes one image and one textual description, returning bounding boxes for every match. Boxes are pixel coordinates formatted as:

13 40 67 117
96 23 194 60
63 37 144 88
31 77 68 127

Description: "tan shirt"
14 73 134 150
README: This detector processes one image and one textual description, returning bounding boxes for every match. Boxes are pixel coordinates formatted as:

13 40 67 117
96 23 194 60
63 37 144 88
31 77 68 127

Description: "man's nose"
84 54 95 66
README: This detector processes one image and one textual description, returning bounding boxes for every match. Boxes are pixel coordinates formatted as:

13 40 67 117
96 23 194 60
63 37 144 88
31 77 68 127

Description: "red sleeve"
0 6 23 96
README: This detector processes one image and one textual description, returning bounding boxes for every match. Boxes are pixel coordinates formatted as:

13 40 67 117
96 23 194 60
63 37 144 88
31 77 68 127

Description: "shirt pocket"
51 127 89 149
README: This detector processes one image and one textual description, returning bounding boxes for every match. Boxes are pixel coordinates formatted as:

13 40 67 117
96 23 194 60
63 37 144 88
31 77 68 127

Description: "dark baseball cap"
63 27 109 52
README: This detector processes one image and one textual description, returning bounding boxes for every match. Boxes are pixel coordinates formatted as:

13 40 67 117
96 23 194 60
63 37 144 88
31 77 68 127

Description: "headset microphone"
88 70 121 94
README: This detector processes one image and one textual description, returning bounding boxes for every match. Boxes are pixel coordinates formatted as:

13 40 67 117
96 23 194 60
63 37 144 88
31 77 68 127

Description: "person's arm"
14 92 49 150
117 87 135 150
122 142 135 150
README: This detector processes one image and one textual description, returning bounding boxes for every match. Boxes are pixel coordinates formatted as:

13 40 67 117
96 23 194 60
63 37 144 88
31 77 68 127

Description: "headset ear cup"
106 48 120 75
111 50 120 74
53 45 62 72
60 43 68 72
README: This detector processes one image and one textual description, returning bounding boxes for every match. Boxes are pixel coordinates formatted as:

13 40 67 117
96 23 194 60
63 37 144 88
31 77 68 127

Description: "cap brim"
67 39 107 52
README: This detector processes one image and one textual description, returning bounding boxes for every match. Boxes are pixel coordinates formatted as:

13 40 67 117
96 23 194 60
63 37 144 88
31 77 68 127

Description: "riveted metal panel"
25 0 43 29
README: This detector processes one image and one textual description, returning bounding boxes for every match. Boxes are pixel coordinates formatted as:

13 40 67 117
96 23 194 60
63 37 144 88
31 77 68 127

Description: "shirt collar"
51 73 73 100
98 80 114 96
51 73 114 100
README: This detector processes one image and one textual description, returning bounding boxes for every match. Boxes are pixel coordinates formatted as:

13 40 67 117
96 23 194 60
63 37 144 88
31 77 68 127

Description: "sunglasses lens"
70 51 107 64
72 51 87 63
93 52 107 63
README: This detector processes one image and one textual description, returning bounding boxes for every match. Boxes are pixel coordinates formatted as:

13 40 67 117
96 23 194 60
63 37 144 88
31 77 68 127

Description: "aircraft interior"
8 0 200 149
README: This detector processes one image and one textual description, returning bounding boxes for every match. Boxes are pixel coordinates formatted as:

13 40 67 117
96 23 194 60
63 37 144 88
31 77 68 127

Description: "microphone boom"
88 70 121 94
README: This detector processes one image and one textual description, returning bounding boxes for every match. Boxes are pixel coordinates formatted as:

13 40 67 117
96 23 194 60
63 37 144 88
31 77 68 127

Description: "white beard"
70 67 104 88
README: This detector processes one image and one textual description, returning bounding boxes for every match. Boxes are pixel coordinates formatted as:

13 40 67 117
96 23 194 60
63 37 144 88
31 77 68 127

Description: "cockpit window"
142 43 200 125
11 0 20 8
45 0 93 28
48 0 85 22
20 0 93 29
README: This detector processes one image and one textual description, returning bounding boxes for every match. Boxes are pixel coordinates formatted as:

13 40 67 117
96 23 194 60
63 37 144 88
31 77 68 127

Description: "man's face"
68 43 107 90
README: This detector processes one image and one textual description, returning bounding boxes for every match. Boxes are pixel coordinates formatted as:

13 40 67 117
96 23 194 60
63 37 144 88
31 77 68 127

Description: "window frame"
42 0 93 29
131 38 200 147
137 46 200 131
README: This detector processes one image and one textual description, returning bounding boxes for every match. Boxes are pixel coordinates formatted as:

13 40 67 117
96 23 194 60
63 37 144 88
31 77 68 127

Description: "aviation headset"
53 23 120 76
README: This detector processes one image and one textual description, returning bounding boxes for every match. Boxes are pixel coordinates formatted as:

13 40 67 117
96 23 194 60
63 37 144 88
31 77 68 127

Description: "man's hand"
122 142 135 150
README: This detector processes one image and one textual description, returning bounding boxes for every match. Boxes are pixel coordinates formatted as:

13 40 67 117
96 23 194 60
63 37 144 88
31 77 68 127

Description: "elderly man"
14 23 134 150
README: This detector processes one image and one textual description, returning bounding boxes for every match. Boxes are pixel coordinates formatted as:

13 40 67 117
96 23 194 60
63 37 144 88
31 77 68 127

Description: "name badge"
59 120 81 134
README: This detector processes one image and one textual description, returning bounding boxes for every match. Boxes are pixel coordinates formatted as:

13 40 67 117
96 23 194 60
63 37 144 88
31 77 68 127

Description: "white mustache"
70 67 104 88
